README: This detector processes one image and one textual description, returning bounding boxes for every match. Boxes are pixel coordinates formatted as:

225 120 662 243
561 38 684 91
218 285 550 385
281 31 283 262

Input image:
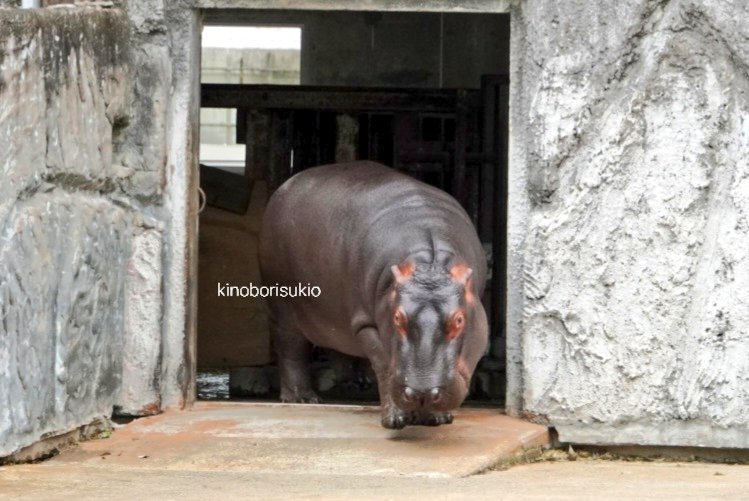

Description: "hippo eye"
447 311 466 340
393 310 404 325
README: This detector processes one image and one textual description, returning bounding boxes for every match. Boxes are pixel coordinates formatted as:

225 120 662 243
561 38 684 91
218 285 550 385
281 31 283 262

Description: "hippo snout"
402 386 443 406
395 379 464 412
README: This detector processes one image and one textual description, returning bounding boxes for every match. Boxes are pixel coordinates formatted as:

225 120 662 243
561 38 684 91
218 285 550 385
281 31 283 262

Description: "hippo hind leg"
271 318 321 404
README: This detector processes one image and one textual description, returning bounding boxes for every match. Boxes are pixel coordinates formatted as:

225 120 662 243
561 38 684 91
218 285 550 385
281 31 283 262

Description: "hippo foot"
415 411 454 427
381 408 418 430
280 388 321 404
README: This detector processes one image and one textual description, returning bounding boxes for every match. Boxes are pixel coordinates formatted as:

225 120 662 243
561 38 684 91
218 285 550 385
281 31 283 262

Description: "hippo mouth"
455 370 470 400
437 370 471 411
455 358 471 396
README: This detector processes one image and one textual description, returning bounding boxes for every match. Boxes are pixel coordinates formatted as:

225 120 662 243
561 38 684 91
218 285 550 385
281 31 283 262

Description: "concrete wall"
510 0 749 448
118 0 202 416
201 47 300 85
0 8 145 458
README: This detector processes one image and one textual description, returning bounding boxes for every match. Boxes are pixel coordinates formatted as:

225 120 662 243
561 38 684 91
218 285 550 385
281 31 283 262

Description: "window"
200 26 302 173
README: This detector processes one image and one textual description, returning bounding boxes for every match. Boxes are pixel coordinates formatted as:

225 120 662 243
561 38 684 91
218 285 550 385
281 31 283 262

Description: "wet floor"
196 371 230 400
196 368 502 407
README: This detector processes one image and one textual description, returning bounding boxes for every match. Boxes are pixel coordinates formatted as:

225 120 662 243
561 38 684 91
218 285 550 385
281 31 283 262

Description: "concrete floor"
33 402 551 478
2 460 748 500
1 402 747 500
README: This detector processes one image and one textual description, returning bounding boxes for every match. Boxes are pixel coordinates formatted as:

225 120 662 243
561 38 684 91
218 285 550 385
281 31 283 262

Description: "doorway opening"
196 10 510 407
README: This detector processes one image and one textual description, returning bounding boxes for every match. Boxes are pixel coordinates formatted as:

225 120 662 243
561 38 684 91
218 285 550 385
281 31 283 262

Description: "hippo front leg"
357 327 414 429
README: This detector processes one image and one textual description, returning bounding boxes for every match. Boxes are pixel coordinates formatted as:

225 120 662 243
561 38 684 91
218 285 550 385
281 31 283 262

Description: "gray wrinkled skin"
259 161 488 429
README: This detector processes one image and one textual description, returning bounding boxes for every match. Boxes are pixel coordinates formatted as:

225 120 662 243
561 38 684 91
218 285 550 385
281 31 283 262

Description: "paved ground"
2 459 748 500
1 403 747 500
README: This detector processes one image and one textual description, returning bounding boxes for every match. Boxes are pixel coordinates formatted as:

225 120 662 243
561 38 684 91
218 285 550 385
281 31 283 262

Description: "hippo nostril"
430 387 442 403
403 387 441 406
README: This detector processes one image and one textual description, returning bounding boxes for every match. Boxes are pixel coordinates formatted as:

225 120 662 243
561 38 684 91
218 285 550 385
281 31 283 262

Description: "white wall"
511 0 749 448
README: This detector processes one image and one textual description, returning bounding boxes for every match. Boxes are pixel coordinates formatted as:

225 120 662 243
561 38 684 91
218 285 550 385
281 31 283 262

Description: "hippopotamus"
258 161 488 429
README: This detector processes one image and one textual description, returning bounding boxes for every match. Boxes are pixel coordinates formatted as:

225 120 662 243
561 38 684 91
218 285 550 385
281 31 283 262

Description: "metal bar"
479 78 496 242
242 110 256 193
201 84 480 113
268 110 293 191
452 90 469 206
236 108 247 144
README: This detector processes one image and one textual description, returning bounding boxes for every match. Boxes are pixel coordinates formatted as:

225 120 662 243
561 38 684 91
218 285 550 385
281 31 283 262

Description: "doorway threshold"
47 402 550 478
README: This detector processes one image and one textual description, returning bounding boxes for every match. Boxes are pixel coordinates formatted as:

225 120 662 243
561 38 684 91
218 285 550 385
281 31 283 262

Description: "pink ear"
391 262 415 285
450 263 473 285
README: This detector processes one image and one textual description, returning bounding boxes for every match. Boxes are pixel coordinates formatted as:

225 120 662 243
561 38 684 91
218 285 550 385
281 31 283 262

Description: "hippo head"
385 261 488 413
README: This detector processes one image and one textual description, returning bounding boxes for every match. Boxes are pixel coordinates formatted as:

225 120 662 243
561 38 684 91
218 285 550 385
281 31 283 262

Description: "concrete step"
50 402 550 478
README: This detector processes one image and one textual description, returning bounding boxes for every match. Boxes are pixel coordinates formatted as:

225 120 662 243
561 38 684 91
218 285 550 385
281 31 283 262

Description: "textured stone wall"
0 8 156 457
512 0 749 448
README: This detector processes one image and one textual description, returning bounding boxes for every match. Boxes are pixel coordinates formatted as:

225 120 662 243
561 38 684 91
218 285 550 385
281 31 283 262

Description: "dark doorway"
197 10 510 407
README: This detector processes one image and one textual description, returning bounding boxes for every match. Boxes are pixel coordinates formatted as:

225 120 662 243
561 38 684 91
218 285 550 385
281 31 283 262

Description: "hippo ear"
391 261 415 285
450 263 473 285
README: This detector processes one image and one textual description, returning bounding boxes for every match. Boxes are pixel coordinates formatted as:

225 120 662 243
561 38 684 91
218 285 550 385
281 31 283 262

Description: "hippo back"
258 161 486 346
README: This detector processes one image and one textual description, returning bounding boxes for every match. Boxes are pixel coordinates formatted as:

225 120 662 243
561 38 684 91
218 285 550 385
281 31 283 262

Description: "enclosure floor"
3 406 749 500
44 403 547 478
